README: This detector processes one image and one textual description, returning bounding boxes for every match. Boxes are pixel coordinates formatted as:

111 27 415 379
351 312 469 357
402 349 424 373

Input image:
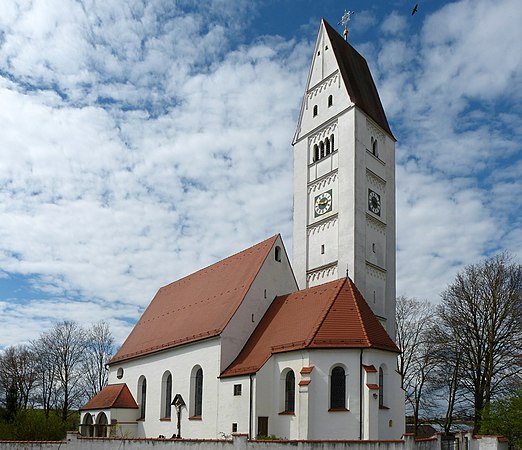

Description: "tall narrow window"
275 246 281 262
313 105 318 117
284 371 295 413
163 373 172 419
331 134 335 151
372 137 378 157
328 95 333 107
330 366 346 409
313 144 319 162
320 141 325 158
194 368 203 417
325 138 330 155
138 377 147 419
379 367 384 407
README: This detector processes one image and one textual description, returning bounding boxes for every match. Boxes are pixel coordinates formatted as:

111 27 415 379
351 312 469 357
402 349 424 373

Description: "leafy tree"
481 389 522 450
437 252 522 433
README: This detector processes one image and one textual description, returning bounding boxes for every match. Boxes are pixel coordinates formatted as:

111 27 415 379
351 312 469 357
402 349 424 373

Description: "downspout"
359 348 363 440
249 374 253 439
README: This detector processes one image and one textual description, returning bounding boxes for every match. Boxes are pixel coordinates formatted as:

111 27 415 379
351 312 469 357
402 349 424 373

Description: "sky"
0 0 521 349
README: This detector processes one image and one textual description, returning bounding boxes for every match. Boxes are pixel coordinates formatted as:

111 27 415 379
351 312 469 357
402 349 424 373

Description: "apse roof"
110 235 280 364
221 278 399 378
323 19 395 140
81 383 138 411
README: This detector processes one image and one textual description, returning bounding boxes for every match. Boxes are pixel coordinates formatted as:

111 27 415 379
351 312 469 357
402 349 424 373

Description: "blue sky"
0 0 520 348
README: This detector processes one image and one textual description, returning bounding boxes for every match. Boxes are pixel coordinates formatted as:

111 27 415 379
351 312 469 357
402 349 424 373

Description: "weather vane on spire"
339 9 355 40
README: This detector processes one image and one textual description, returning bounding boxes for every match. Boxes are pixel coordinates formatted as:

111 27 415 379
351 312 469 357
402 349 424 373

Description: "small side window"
234 384 242 396
313 105 318 117
275 246 282 262
328 95 333 107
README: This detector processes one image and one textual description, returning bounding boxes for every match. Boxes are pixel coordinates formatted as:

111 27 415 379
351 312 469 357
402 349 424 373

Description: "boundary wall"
0 432 507 450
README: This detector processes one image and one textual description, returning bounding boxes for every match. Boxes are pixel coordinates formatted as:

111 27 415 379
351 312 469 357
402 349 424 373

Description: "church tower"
292 19 396 335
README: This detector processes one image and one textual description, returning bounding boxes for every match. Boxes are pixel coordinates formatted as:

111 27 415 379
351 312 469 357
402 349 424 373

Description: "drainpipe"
359 348 363 440
249 374 253 439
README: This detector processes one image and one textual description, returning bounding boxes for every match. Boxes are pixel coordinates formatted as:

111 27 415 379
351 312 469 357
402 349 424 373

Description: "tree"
438 252 522 433
83 321 114 399
481 389 522 450
38 321 88 421
0 345 39 412
396 296 437 434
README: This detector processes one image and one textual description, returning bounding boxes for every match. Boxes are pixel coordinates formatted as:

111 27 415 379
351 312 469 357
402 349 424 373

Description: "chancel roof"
111 235 280 364
323 19 395 140
221 278 399 378
81 384 138 411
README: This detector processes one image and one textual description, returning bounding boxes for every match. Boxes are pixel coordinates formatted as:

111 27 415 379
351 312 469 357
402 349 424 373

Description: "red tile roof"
323 19 395 140
111 235 280 364
81 384 138 410
221 278 398 378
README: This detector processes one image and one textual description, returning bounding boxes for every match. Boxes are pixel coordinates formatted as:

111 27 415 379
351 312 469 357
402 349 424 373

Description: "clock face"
314 190 333 217
368 189 381 216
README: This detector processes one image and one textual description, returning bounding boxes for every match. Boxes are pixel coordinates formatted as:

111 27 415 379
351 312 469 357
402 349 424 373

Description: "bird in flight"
411 3 419 15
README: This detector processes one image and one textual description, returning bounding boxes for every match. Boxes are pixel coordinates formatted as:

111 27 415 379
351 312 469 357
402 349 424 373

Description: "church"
80 18 405 441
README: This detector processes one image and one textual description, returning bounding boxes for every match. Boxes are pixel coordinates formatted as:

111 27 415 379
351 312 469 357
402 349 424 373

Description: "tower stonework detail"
292 19 396 336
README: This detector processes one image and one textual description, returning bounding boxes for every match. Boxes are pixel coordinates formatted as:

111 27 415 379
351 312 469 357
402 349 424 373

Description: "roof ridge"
304 279 347 347
346 279 371 345
160 234 280 291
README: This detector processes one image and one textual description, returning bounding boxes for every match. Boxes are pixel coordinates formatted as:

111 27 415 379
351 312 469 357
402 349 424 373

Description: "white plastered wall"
220 236 297 372
107 338 222 439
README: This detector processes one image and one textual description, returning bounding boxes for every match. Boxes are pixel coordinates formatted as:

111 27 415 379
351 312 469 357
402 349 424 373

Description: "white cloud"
0 0 520 349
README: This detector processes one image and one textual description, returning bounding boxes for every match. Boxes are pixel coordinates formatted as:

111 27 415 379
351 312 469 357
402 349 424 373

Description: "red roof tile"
111 235 280 364
221 278 398 378
81 384 138 410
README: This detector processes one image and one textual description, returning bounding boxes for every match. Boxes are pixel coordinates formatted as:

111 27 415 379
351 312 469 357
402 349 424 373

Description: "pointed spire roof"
111 235 281 364
80 384 138 411
324 19 394 139
221 278 398 378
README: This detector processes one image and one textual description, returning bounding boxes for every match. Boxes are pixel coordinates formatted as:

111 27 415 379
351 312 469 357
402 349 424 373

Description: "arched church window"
313 105 318 117
331 134 335 151
328 95 333 107
313 144 319 162
330 366 346 409
161 372 172 419
325 138 331 155
320 141 325 158
194 368 203 417
379 367 385 408
284 370 295 413
372 137 378 157
138 376 147 419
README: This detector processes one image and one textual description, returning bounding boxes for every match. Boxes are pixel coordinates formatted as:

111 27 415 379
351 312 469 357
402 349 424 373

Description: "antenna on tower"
339 9 355 41
346 265 349 279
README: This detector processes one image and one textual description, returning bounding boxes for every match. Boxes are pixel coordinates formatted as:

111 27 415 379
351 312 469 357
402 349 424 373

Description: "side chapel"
80 19 405 441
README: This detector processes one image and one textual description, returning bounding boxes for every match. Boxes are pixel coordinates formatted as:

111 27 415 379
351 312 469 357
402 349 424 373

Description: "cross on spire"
339 9 355 40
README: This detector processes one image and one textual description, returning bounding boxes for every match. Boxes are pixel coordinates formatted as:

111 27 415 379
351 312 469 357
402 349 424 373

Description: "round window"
116 367 124 379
